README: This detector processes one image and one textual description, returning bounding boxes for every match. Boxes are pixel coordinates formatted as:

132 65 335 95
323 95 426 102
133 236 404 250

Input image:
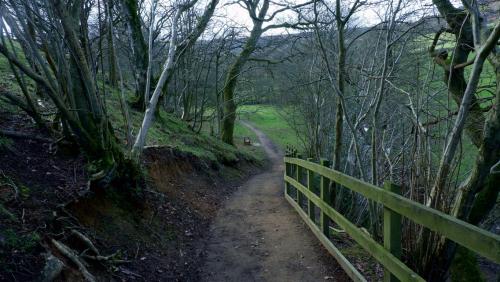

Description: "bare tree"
220 0 313 145
131 0 220 158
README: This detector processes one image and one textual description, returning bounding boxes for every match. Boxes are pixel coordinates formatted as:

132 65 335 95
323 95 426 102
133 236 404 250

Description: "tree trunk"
119 0 148 110
423 0 500 278
106 0 118 87
132 9 182 158
221 22 265 145
144 0 156 105
131 0 218 156
333 7 345 172
430 0 485 148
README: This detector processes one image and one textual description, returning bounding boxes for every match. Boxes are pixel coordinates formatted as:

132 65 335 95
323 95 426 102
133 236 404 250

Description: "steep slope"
0 96 264 280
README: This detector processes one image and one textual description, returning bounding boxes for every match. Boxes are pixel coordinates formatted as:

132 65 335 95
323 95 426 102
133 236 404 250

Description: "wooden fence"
283 152 500 282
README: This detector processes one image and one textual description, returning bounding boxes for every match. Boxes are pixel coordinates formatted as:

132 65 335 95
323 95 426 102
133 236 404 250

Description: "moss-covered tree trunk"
106 0 118 87
119 0 148 110
0 0 142 190
220 4 267 145
430 0 485 148
53 0 139 187
423 1 500 280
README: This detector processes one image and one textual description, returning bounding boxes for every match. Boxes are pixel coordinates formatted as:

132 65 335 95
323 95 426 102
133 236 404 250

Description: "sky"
212 0 440 33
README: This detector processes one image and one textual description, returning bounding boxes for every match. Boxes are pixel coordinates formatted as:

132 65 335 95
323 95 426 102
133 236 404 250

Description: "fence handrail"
285 157 500 263
284 156 500 281
285 175 423 281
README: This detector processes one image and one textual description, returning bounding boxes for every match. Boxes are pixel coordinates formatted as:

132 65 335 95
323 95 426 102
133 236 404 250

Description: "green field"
237 105 302 151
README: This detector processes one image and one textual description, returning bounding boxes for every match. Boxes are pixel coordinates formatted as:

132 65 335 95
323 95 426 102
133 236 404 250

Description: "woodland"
0 0 498 281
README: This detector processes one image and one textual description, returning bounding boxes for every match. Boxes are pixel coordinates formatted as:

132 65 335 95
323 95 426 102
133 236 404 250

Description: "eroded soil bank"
0 115 263 281
1 114 348 282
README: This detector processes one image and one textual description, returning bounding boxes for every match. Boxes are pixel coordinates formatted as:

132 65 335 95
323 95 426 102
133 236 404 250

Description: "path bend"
201 121 348 282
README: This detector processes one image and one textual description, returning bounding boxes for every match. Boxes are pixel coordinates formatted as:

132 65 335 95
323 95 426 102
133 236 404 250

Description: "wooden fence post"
320 159 331 237
383 181 402 282
296 154 304 206
285 150 290 196
290 149 297 200
307 158 315 223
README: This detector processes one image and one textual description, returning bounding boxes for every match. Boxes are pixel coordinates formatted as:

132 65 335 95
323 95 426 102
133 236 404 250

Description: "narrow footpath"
201 121 349 282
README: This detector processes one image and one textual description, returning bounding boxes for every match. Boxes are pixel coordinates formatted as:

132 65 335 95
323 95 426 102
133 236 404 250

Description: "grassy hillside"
238 105 301 150
0 56 259 166
0 54 264 281
105 87 259 164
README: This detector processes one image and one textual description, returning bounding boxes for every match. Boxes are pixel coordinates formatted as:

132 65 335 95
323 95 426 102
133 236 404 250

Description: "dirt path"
201 121 348 282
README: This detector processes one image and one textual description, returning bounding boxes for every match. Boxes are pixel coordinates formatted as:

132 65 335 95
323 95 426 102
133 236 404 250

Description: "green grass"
237 105 301 151
412 31 496 180
103 87 259 164
233 121 257 141
0 56 259 165
198 110 267 162
198 104 300 160
233 121 267 162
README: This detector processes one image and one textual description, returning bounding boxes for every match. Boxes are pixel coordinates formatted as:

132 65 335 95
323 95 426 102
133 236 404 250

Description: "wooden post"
383 182 402 282
290 149 297 200
307 158 315 223
296 154 304 206
320 159 331 237
285 157 290 196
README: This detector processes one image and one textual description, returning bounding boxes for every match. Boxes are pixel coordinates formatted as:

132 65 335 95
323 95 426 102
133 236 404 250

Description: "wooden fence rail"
283 153 500 282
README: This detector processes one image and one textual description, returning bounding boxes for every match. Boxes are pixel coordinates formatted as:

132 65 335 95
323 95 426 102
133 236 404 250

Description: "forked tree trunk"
220 5 267 145
131 0 219 157
132 9 182 158
422 0 500 279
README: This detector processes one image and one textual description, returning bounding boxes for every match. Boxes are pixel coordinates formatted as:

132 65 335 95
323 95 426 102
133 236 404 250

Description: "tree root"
71 229 99 256
51 239 96 282
82 251 129 264
47 229 128 281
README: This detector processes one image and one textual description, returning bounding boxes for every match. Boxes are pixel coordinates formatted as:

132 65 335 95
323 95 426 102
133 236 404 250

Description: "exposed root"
51 239 96 282
82 251 129 264
71 229 99 256
46 228 128 281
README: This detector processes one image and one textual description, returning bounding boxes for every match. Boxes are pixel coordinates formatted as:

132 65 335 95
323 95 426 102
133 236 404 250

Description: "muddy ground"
201 121 349 282
1 111 355 281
